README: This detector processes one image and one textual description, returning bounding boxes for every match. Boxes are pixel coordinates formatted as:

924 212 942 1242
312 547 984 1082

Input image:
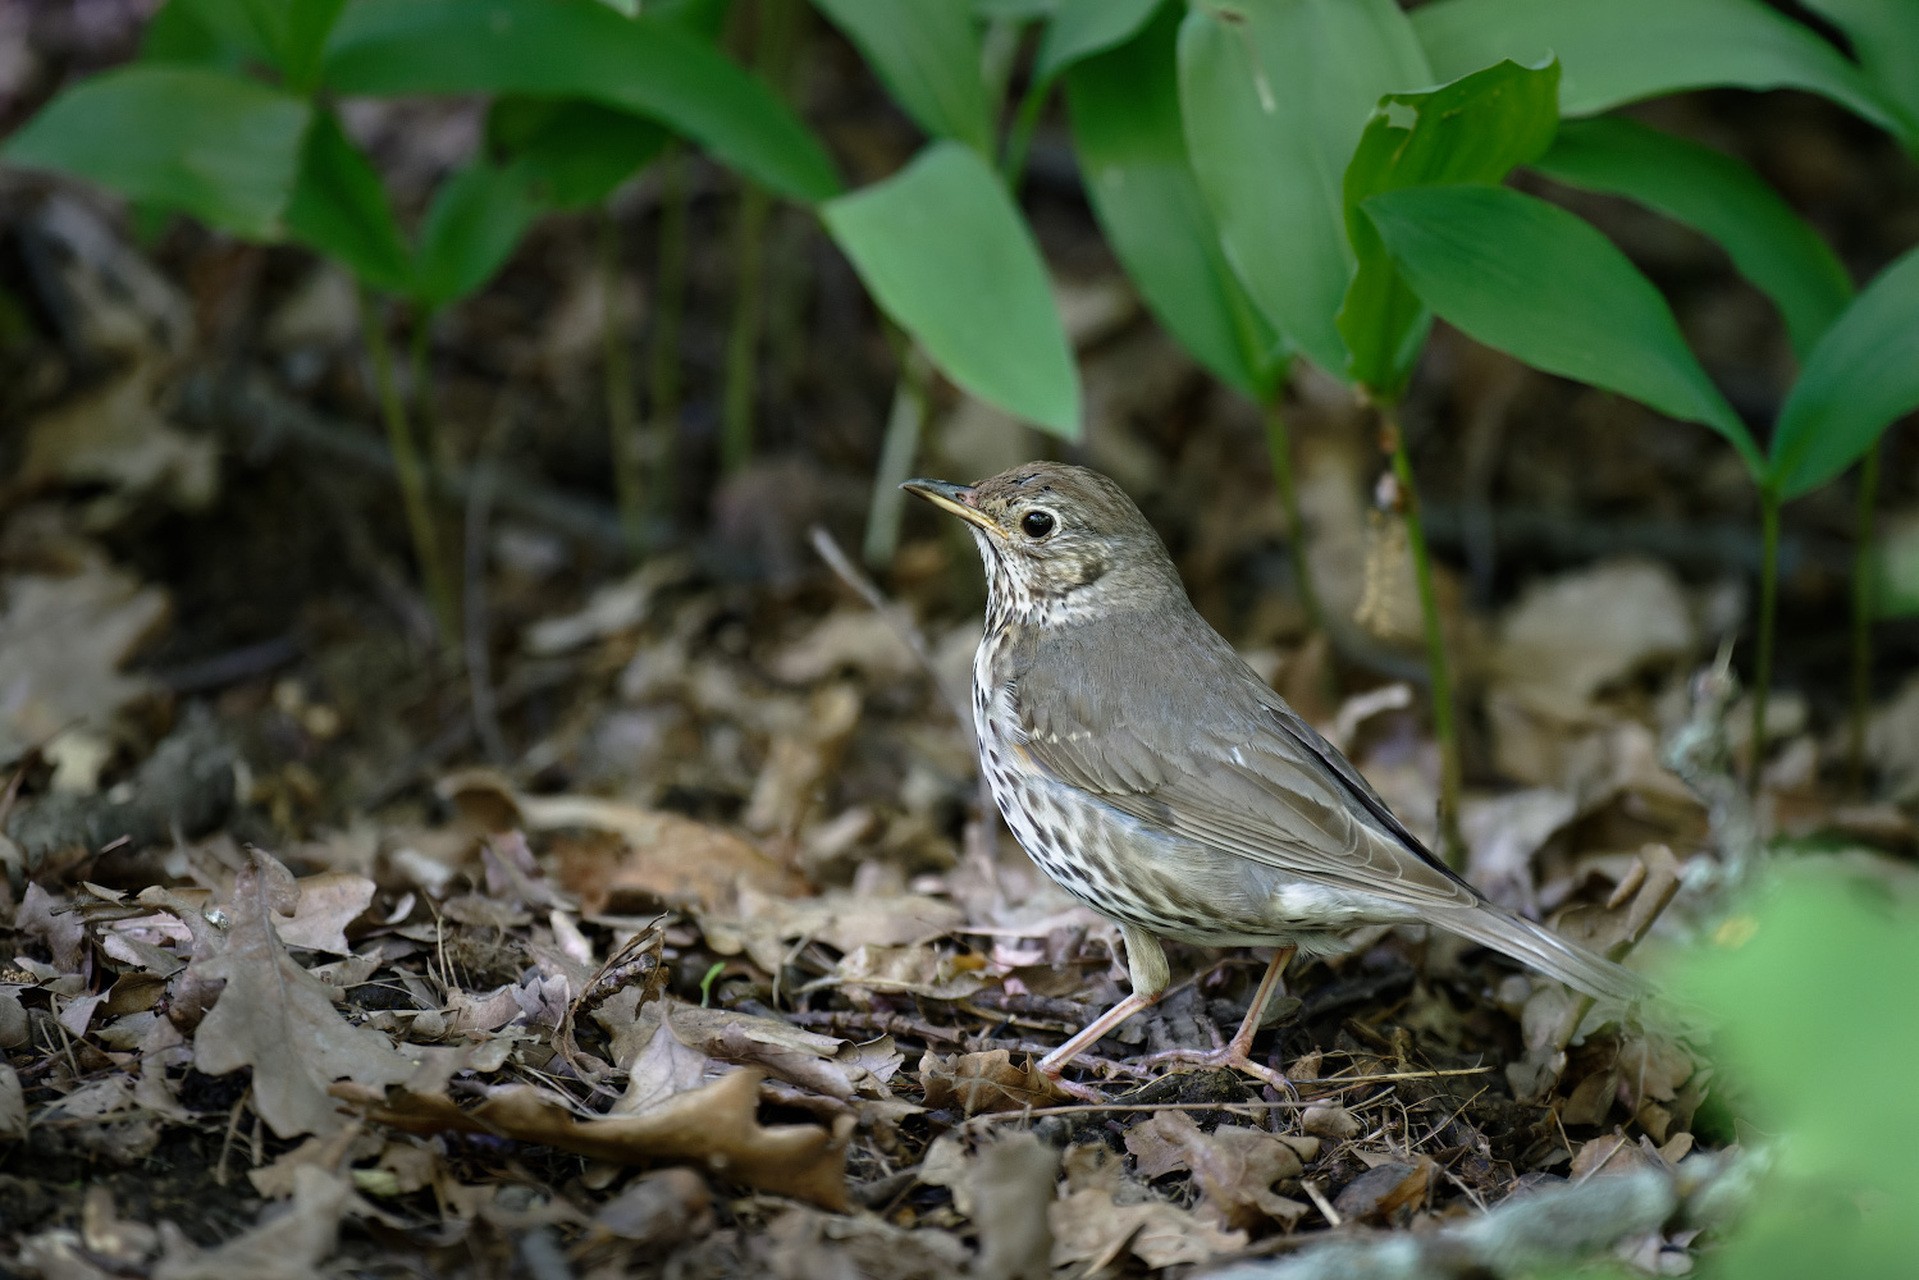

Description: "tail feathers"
1450 906 1651 1006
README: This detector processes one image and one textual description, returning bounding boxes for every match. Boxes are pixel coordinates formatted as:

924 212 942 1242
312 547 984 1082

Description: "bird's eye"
1021 510 1056 539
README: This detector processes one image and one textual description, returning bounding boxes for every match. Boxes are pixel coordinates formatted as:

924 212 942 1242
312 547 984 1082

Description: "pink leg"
1140 945 1297 1094
1037 989 1162 1079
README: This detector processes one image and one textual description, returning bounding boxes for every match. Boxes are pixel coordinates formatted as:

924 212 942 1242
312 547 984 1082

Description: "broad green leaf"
648 0 737 40
144 0 347 89
1179 0 1431 379
411 162 545 307
1365 184 1760 474
972 0 1054 18
324 0 840 203
1768 246 1919 499
1677 867 1919 1191
810 0 992 153
284 107 411 291
1 65 309 240
247 0 349 91
140 0 261 68
822 141 1080 435
1036 0 1162 82
1800 0 1919 139
1340 57 1559 397
1411 0 1905 135
1066 3 1275 396
487 98 669 209
1535 119 1853 360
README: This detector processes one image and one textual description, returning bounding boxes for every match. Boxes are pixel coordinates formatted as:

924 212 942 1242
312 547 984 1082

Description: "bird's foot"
1136 1045 1296 1096
1042 1072 1108 1104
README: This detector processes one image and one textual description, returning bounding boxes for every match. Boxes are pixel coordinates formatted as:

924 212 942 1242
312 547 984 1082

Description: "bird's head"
903 462 1182 622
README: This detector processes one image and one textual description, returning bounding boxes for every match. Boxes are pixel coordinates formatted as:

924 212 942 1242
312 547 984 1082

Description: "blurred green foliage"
1674 865 1919 1277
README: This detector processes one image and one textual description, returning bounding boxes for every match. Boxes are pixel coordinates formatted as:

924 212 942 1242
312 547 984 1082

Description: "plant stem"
1750 489 1782 795
648 147 688 519
861 343 930 568
358 288 459 659
407 309 442 466
1000 74 1052 189
1382 405 1464 867
599 207 644 552
1849 444 1881 793
1260 396 1324 634
720 0 798 474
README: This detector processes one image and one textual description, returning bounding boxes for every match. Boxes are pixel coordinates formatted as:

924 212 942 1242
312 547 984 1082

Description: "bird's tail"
1448 904 1652 1006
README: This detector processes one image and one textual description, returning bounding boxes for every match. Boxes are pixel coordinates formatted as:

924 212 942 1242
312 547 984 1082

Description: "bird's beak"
901 478 999 533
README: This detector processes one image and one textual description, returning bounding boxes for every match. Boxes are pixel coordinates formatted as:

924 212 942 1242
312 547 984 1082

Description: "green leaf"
1365 184 1760 474
1768 246 1919 499
246 0 349 91
1178 0 1431 380
1535 118 1853 360
284 107 411 292
822 141 1080 436
1799 0 1919 139
1411 0 1905 135
1340 57 1560 397
809 0 992 153
411 161 545 307
1 65 309 240
487 98 669 209
1036 0 1163 82
1065 3 1276 396
324 0 840 203
1677 866 1919 1192
140 0 260 69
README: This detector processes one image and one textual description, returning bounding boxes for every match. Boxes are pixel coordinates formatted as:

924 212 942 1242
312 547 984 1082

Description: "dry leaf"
706 885 964 974
22 363 217 509
439 768 801 913
336 1066 849 1209
966 1132 1059 1280
274 873 376 954
1331 1157 1434 1224
591 1168 714 1247
920 1050 1066 1115
0 565 169 768
1125 1111 1313 1229
1493 559 1694 722
618 1016 714 1113
153 1165 351 1280
192 851 413 1137
0 1062 26 1141
1051 1145 1248 1270
756 1205 969 1279
668 1003 900 1100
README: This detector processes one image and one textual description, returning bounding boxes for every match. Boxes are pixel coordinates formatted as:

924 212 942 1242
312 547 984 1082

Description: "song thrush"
905 462 1646 1092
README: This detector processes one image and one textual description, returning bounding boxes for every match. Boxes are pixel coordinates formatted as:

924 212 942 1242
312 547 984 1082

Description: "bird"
904 462 1648 1092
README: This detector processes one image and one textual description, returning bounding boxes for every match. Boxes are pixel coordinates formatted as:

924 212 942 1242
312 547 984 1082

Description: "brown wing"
1005 611 1480 912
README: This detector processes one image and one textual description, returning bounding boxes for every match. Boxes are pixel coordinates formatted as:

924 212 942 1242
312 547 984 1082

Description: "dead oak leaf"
0 565 169 769
274 872 376 955
335 1067 849 1209
668 1002 901 1101
1125 1111 1314 1229
1051 1146 1246 1270
920 1050 1066 1115
439 768 801 913
192 851 413 1137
